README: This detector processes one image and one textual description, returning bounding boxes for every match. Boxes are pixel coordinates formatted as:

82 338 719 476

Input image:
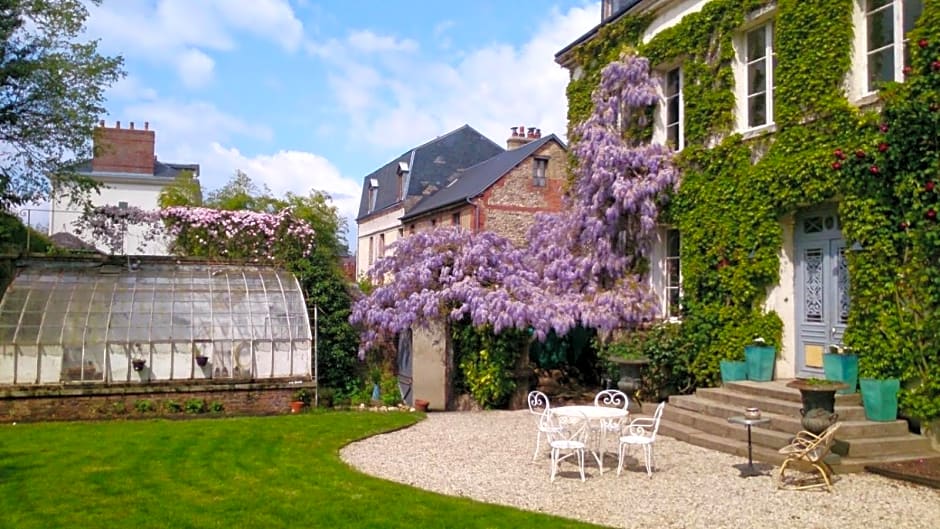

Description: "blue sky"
84 0 600 245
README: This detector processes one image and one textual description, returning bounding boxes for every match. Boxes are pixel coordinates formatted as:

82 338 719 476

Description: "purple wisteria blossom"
351 53 678 355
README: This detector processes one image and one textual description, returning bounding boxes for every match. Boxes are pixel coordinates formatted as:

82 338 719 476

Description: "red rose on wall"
856 149 866 159
870 165 879 174
879 123 889 133
878 142 889 152
833 148 846 160
831 161 842 170
927 209 937 221
927 181 936 192
919 39 929 48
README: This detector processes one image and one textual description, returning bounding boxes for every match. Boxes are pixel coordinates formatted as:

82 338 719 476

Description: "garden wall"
0 379 316 422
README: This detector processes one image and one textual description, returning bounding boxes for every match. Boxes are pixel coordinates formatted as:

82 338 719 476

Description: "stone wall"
0 379 316 422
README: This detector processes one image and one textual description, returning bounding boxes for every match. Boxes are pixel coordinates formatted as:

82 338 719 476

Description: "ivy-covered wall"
564 0 940 421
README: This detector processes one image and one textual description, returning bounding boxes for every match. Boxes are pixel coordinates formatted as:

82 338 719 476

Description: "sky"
83 0 602 246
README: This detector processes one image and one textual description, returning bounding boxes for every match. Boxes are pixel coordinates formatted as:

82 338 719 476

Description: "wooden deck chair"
774 422 842 492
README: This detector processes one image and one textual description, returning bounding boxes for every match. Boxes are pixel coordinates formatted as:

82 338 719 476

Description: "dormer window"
368 178 379 213
602 0 631 22
396 162 409 201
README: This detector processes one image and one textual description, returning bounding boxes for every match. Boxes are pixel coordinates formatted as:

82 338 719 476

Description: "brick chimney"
506 124 542 150
91 120 156 175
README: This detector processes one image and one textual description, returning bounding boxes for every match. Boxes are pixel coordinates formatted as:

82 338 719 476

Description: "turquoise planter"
719 360 747 384
860 378 900 422
744 345 775 382
823 353 859 394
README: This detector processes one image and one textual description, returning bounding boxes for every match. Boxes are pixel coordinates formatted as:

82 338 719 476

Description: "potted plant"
719 358 747 384
195 348 209 367
786 378 848 414
414 398 430 412
823 344 858 394
859 377 900 422
744 337 776 381
290 388 310 413
132 358 146 371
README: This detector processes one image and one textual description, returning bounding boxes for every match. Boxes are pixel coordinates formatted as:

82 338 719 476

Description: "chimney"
506 124 541 150
91 120 156 175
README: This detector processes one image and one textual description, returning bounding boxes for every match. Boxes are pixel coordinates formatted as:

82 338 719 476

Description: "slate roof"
355 125 504 221
555 0 642 62
401 134 566 222
71 160 200 179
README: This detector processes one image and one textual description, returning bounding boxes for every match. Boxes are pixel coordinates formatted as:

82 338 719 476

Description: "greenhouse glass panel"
0 260 312 386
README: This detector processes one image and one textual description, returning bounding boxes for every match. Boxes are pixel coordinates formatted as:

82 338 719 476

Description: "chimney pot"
511 126 518 137
144 121 149 130
115 121 121 129
129 121 135 130
536 128 541 138
98 119 104 127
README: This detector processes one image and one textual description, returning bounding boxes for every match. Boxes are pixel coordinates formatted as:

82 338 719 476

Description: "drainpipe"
466 197 480 231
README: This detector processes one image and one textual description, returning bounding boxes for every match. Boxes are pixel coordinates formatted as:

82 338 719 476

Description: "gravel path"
341 410 940 529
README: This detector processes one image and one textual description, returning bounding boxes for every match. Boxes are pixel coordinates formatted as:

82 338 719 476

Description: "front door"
795 208 849 378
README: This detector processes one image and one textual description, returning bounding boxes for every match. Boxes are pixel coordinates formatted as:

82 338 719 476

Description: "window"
452 212 460 226
745 22 776 128
431 218 437 228
665 229 681 319
602 0 631 22
865 0 924 92
378 234 385 258
533 157 548 187
409 224 416 235
367 178 379 213
117 201 128 209
368 236 374 265
664 68 683 151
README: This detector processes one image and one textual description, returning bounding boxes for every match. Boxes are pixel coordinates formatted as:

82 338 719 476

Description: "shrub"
164 400 183 413
133 399 156 413
185 399 207 414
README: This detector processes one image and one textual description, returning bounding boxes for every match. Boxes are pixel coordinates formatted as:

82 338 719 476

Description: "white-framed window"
863 0 924 92
368 236 374 265
664 67 683 151
533 157 548 187
744 22 776 129
378 233 385 258
664 228 681 319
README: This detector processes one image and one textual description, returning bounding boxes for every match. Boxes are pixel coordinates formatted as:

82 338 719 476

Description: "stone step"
657 424 937 474
668 394 911 439
696 386 867 421
723 379 862 406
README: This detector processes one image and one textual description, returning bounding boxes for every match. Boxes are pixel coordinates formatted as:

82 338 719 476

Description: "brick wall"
480 141 566 245
0 380 316 422
91 121 156 175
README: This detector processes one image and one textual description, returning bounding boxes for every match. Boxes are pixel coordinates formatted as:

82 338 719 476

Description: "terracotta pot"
289 401 305 413
414 399 429 412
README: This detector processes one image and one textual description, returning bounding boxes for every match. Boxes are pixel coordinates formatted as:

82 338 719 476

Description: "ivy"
564 0 940 420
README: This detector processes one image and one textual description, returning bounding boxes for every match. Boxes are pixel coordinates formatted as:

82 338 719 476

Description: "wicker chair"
774 422 842 492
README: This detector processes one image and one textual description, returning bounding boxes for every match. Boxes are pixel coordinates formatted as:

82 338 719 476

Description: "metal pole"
313 303 318 408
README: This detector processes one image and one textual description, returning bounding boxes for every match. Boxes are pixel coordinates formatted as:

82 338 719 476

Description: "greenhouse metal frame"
0 260 312 385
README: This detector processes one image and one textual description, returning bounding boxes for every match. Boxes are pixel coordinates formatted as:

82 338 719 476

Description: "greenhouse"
0 259 312 385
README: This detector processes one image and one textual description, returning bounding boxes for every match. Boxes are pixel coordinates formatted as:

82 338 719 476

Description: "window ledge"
851 92 882 109
740 123 777 140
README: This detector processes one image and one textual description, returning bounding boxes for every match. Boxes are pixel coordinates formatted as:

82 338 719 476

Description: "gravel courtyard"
341 410 940 529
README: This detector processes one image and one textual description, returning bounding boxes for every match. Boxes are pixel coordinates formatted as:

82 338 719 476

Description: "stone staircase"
655 379 938 473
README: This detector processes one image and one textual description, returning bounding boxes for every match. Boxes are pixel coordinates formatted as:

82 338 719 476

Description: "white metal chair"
592 389 629 463
527 390 561 461
542 408 590 482
617 401 666 477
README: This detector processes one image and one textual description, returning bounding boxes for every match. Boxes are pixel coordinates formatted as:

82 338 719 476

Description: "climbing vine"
564 0 940 420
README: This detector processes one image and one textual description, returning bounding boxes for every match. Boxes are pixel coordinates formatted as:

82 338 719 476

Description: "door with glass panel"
795 208 849 378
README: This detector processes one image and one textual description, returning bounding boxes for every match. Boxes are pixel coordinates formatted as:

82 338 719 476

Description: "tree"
206 170 278 212
158 170 203 208
0 0 123 208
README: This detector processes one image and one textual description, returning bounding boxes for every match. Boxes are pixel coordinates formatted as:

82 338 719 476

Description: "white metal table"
552 405 628 474
727 415 771 477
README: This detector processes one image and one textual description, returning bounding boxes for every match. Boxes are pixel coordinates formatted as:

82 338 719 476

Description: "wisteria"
351 52 678 355
75 205 316 263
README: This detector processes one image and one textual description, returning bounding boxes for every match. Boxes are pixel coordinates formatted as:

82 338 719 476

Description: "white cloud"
85 0 304 86
177 49 215 89
204 144 361 222
106 75 158 101
310 4 598 152
347 30 418 53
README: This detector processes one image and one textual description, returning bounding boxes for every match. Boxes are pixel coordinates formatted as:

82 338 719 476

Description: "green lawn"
0 412 608 529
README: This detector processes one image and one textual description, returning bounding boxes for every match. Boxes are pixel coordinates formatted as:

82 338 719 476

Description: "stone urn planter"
607 356 649 395
787 379 847 435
